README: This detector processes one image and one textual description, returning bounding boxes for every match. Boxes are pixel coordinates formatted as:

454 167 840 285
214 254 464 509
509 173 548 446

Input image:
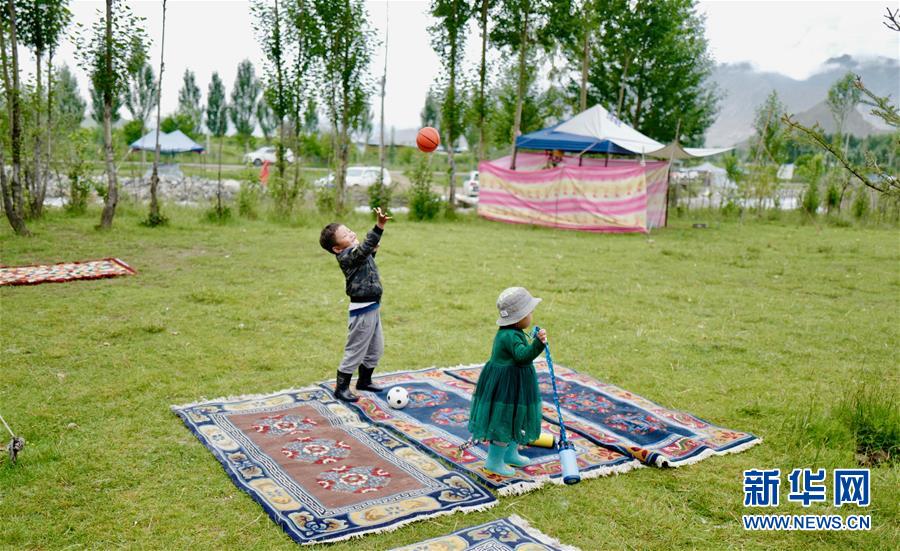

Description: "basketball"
416 127 440 153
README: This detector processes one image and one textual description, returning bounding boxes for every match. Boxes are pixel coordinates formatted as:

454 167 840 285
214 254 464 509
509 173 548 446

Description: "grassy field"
1 206 897 550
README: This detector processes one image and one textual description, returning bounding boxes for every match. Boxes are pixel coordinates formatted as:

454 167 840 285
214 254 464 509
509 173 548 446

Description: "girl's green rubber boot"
504 444 531 467
484 443 515 476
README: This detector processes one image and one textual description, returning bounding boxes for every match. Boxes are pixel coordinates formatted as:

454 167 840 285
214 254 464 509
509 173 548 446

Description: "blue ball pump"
533 327 581 485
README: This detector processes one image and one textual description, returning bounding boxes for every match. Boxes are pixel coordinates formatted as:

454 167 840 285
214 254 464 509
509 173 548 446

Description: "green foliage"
89 79 122 125
485 61 563 150
752 90 788 165
125 62 157 126
238 180 262 219
367 178 392 213
160 112 196 138
314 185 338 215
62 128 94 215
230 60 261 148
177 69 202 136
256 99 277 140
825 177 841 213
581 0 718 145
407 158 442 220
268 174 303 218
204 203 232 223
827 72 861 142
852 186 870 219
420 86 441 128
206 72 228 137
801 181 820 216
122 119 144 145
140 211 169 228
53 63 86 131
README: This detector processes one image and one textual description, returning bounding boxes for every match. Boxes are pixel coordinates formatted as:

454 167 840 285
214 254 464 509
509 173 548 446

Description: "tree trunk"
44 51 54 213
216 136 223 213
275 0 286 179
509 12 529 170
477 0 488 162
378 3 388 190
615 55 630 118
29 48 43 219
148 0 167 224
0 2 31 235
447 6 457 208
99 0 118 229
580 26 589 112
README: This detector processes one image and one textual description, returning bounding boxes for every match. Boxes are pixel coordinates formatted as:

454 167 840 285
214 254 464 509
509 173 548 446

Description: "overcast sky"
42 0 900 131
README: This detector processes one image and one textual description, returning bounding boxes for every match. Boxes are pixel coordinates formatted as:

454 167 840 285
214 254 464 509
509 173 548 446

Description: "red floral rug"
0 258 136 286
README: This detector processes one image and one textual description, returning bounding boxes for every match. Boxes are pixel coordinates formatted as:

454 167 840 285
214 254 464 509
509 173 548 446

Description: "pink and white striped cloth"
477 153 669 233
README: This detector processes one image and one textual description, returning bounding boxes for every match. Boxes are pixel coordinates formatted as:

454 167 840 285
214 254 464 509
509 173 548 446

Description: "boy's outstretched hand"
536 328 547 344
374 207 393 229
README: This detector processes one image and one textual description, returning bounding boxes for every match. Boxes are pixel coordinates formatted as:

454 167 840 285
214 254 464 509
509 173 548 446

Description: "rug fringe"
507 514 582 551
299 500 498 546
496 459 643 496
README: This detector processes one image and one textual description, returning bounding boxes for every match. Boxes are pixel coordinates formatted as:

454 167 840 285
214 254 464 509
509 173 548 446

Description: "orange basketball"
416 127 440 153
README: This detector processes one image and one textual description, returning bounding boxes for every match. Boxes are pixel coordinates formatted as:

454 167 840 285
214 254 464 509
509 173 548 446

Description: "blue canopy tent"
515 125 634 155
130 129 204 154
130 130 205 178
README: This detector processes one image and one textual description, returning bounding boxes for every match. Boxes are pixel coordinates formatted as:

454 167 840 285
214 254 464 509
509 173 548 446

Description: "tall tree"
54 63 86 131
252 0 291 177
177 68 202 136
474 0 495 161
256 98 277 140
378 2 388 188
206 72 228 216
311 0 373 214
0 0 30 234
17 0 72 218
429 0 471 207
284 0 319 191
584 0 718 146
76 0 149 229
420 86 440 128
827 72 861 155
90 79 121 125
125 62 157 129
229 59 260 151
490 0 561 169
556 0 599 112
147 0 167 226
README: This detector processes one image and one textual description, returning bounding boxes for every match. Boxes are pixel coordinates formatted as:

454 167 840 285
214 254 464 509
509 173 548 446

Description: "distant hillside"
704 55 898 147
794 100 886 136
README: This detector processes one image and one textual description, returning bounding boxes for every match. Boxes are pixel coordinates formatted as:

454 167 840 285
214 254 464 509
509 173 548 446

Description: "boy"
319 207 392 402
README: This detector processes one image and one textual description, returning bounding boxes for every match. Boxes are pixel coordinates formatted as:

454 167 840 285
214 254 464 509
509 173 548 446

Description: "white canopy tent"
553 105 732 160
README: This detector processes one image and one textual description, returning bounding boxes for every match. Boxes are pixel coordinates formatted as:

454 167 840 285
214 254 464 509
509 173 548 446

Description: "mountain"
704 55 898 147
793 100 885 136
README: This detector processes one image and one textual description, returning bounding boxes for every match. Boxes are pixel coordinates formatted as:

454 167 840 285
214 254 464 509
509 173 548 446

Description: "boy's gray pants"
338 307 383 374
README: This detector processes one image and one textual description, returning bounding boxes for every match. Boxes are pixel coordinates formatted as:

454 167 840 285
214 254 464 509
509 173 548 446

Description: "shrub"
269 174 303 218
367 176 392 214
406 158 441 221
825 178 841 213
238 180 261 219
315 185 338 215
801 180 820 216
836 384 899 465
851 187 869 220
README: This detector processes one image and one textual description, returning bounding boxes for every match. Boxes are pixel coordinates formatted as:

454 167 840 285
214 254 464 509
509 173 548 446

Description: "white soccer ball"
387 386 409 409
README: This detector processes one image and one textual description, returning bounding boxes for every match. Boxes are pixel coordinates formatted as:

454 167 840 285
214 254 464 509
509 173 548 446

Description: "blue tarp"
515 125 633 155
130 129 204 154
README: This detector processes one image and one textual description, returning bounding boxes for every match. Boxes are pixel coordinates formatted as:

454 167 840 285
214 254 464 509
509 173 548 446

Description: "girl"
468 287 547 476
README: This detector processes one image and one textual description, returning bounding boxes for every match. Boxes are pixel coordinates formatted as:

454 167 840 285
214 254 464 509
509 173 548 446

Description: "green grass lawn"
1 206 897 549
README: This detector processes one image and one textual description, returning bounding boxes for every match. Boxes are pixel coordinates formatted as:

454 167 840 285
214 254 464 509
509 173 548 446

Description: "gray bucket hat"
496 287 542 326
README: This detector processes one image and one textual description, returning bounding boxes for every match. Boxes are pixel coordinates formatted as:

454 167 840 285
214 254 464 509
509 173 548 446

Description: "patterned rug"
0 258 136 286
172 387 496 545
446 362 761 467
320 368 640 496
389 514 580 551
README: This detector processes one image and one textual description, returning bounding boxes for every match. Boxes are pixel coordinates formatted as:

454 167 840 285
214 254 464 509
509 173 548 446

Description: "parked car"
463 171 479 196
314 166 392 188
243 146 295 166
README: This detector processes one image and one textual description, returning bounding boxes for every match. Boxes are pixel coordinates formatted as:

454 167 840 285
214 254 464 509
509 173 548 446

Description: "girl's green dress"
467 327 545 444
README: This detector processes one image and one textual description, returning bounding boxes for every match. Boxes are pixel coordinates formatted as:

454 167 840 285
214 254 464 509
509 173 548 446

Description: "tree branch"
782 114 898 196
883 6 900 32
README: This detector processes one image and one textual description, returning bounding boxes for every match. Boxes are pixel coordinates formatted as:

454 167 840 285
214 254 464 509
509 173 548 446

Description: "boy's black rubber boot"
355 365 384 392
335 371 359 402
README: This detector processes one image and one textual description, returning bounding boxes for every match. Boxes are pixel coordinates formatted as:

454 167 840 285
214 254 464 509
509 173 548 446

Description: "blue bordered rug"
388 514 581 550
172 387 496 545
